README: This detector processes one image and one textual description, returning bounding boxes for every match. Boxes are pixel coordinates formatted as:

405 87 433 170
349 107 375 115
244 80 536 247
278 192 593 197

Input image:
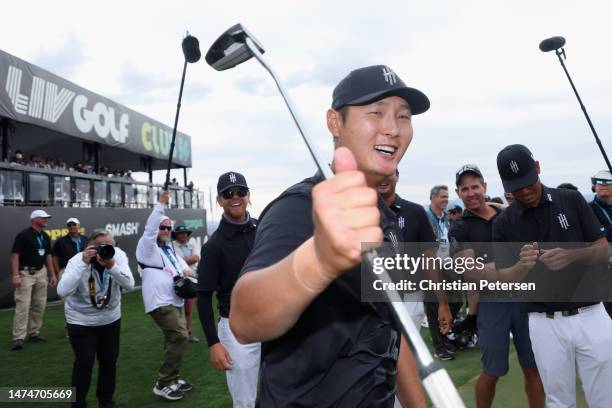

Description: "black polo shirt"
390 195 436 244
11 227 51 269
240 173 400 407
492 185 606 312
52 234 89 269
198 215 257 318
449 205 501 259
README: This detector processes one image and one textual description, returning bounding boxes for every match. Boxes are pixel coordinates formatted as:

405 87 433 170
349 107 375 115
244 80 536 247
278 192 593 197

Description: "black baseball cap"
331 65 430 114
217 171 248 194
496 144 538 193
455 164 483 186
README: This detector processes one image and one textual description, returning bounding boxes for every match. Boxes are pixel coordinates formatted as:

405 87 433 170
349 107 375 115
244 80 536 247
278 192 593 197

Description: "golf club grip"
242 34 464 407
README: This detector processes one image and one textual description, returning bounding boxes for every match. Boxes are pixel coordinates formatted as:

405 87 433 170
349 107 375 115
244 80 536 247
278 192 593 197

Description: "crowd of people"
7 64 612 408
8 150 135 179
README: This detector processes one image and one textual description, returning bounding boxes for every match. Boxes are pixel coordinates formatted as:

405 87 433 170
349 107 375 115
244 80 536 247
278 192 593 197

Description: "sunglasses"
159 225 172 231
594 179 612 185
67 222 77 227
221 188 249 200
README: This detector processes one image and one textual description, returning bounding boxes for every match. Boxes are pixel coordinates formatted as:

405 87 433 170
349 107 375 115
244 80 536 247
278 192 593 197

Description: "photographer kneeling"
57 230 134 408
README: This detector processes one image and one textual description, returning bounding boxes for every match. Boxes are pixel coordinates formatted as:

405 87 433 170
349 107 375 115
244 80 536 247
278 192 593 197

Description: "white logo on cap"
229 173 237 183
558 213 570 230
509 160 519 174
382 66 397 86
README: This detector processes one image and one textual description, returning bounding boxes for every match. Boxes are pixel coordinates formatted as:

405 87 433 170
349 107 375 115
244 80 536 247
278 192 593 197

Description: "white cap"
30 210 52 220
66 217 80 225
592 170 612 181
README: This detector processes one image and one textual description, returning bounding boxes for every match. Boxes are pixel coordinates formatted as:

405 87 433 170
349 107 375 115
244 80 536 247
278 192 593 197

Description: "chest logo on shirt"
557 213 570 230
389 231 399 251
509 160 519 174
398 216 405 229
229 173 237 183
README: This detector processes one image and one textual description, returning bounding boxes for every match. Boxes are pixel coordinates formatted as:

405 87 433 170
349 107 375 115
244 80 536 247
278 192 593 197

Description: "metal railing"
0 162 204 209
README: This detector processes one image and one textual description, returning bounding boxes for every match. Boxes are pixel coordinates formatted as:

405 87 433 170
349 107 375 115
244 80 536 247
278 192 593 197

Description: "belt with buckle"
545 304 597 319
22 266 42 275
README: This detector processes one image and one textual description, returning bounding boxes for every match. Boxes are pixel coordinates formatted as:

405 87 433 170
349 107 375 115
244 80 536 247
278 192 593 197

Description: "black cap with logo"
496 144 538 193
217 171 248 194
455 164 483 186
332 65 430 114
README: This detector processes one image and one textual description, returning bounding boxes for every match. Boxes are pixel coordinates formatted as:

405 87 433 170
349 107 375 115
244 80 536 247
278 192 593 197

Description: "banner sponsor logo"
5 65 75 123
105 222 140 237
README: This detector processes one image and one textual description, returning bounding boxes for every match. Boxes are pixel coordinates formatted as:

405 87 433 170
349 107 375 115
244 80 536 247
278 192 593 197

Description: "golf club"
165 32 201 189
539 35 612 173
206 23 465 408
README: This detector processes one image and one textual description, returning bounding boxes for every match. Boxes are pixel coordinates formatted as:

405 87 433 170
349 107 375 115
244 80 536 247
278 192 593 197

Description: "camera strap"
88 268 112 309
160 245 182 277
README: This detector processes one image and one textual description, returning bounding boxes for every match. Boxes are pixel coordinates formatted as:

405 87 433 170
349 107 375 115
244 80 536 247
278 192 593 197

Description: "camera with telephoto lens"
95 244 115 260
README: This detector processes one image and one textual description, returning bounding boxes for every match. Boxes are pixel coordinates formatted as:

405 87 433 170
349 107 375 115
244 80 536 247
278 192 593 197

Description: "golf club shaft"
244 37 465 408
245 38 333 180
555 50 612 173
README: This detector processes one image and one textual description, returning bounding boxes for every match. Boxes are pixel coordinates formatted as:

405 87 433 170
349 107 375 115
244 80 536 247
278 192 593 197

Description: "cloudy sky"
1 1 611 216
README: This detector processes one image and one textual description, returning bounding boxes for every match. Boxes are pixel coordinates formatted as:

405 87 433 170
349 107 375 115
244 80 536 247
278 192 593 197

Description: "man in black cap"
230 65 430 406
492 144 611 408
197 171 259 408
450 164 543 408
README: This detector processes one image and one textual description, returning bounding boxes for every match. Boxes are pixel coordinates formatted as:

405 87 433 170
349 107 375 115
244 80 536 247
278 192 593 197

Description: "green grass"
0 290 230 407
0 292 588 407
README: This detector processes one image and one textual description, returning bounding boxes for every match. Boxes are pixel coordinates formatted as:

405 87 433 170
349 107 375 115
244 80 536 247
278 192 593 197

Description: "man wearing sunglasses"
197 171 259 408
137 190 194 401
52 218 89 284
589 170 612 318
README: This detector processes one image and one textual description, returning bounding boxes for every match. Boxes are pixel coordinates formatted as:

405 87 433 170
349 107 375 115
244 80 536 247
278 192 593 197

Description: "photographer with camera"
136 190 194 401
57 229 134 408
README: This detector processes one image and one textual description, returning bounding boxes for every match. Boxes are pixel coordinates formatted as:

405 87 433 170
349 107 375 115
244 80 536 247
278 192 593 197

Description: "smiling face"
218 189 250 222
327 96 413 187
456 174 487 212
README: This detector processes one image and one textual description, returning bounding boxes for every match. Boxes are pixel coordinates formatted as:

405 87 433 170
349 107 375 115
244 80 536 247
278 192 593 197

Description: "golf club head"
205 23 265 71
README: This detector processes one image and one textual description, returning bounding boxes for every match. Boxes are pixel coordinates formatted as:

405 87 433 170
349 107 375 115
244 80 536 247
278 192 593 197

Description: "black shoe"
153 383 183 401
434 347 455 361
442 338 459 354
11 340 23 351
176 379 193 393
454 314 477 333
99 402 120 408
28 334 47 342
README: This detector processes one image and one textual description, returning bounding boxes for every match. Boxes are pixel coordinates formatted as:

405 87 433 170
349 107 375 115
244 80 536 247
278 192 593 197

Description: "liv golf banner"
0 49 191 167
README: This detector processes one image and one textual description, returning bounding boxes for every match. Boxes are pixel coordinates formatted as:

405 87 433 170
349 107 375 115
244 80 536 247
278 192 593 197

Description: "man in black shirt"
492 144 611 408
231 65 429 407
589 170 612 317
197 172 259 407
52 217 89 282
450 164 543 408
11 210 57 350
379 171 453 356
